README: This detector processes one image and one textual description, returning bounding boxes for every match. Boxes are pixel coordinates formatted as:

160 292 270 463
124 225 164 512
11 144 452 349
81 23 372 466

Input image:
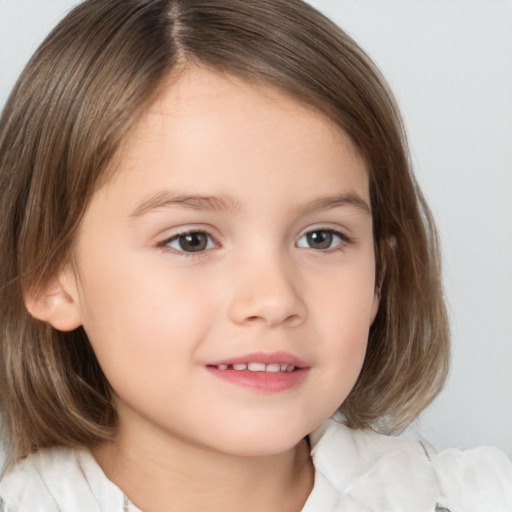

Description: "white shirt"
1 419 511 511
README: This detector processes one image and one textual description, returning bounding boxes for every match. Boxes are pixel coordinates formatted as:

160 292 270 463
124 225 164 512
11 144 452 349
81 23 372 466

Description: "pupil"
180 233 207 252
308 231 332 249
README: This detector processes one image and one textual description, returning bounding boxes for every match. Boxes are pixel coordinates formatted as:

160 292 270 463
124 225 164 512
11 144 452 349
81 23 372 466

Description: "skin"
31 67 379 511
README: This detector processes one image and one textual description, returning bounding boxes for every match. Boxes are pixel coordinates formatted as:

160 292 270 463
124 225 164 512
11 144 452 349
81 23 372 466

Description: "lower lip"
206 367 310 393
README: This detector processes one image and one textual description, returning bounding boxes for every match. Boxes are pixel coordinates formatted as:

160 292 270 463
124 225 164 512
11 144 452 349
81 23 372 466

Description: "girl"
0 0 510 510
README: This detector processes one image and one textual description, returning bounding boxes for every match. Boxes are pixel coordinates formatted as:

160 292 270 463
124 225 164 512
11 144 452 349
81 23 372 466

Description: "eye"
162 231 217 253
296 229 346 250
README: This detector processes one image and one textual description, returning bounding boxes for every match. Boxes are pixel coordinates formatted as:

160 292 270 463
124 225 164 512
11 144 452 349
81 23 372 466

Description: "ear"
370 236 396 325
370 291 380 325
24 269 82 332
370 235 396 325
371 261 384 324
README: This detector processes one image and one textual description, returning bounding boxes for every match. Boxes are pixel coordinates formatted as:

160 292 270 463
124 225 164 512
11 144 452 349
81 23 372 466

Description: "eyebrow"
294 193 371 217
129 191 243 217
129 190 371 218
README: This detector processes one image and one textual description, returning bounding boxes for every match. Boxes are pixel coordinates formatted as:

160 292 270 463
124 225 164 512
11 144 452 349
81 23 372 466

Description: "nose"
227 255 307 328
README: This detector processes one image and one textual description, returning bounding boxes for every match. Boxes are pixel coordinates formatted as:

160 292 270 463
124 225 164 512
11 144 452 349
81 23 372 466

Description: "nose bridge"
228 246 306 328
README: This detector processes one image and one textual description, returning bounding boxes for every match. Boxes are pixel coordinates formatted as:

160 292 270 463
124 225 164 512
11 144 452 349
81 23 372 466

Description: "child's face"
63 67 378 456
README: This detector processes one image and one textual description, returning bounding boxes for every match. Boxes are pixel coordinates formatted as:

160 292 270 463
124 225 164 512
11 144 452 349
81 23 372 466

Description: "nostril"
247 316 259 322
283 313 303 327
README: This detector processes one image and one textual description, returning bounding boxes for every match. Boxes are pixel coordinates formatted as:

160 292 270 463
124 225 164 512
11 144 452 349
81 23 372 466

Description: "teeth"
248 363 266 372
216 363 297 373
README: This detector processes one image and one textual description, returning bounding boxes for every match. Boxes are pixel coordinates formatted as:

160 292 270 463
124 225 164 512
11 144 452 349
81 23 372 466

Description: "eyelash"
296 228 351 252
157 227 352 256
157 229 219 256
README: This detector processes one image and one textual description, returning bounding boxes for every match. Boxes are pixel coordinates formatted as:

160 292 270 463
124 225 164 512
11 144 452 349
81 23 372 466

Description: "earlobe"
24 271 82 332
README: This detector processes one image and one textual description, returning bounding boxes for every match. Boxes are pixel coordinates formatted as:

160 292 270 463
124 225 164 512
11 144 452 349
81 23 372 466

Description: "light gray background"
1 0 511 461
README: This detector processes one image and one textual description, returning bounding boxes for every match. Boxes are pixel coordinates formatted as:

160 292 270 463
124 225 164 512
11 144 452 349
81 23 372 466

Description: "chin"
202 420 314 458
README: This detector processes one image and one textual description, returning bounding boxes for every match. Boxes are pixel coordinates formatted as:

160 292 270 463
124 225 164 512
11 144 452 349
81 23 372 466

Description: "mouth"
210 362 297 373
205 352 310 393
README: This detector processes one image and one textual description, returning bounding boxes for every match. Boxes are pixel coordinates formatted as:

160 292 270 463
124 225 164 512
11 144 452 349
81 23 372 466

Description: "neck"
92 419 314 512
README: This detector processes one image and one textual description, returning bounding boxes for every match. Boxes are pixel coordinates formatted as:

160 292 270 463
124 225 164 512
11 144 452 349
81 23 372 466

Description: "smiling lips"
206 352 310 393
214 362 297 372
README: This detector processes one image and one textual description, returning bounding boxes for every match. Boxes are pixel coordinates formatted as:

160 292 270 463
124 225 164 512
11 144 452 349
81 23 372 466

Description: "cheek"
310 263 376 383
313 255 377 331
74 255 213 386
321 312 369 379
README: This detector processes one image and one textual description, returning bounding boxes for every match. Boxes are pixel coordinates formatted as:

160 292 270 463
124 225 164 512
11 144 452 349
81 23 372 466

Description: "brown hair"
0 0 449 468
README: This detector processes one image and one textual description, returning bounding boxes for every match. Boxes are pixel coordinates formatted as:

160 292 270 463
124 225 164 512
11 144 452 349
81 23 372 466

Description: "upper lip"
207 351 309 369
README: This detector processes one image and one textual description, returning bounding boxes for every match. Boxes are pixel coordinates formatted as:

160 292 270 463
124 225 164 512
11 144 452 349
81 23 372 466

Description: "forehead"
104 66 369 208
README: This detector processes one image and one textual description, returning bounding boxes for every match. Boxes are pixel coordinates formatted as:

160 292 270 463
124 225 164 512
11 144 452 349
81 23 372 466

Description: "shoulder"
308 419 512 512
426 442 512 512
0 446 128 512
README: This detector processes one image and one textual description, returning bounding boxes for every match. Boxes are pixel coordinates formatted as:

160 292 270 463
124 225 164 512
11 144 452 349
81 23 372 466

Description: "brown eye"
165 231 215 253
